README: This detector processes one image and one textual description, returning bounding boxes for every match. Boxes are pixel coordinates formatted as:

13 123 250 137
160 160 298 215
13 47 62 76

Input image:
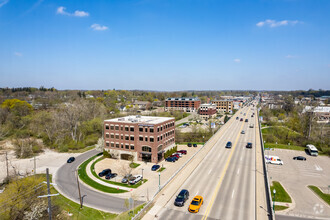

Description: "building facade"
211 100 234 113
104 115 175 163
165 97 201 112
198 104 217 119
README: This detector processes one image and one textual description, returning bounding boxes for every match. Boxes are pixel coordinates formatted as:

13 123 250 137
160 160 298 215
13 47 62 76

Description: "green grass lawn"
129 162 140 168
274 205 289 211
308 185 330 205
115 203 146 220
159 167 166 172
270 181 292 203
264 143 305 151
78 154 127 193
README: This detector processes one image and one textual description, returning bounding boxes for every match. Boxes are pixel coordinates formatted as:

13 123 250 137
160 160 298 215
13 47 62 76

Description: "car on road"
178 150 187 155
188 195 203 213
67 157 75 163
266 156 284 165
225 141 232 148
166 157 176 162
246 143 252 148
187 143 192 147
293 156 306 161
240 118 243 121
129 175 142 185
236 117 239 120
98 169 111 177
121 174 133 183
105 173 117 180
241 130 245 134
174 189 189 207
245 119 248 122
193 143 197 147
151 165 161 171
251 115 254 117
249 124 254 128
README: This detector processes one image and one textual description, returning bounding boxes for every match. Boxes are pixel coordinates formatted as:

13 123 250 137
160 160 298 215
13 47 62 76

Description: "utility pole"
30 156 37 176
76 169 83 208
46 168 52 220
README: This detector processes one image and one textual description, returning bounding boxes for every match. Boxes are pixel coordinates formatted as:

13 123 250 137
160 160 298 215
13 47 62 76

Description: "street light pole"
158 172 161 191
273 189 276 213
141 169 144 180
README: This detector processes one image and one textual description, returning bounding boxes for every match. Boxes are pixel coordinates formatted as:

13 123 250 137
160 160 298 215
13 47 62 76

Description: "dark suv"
225 141 232 148
98 169 111 177
246 143 252 148
187 143 192 147
174 189 189 207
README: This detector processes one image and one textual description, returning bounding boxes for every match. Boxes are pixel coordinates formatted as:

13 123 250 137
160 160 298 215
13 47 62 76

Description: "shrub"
103 149 111 158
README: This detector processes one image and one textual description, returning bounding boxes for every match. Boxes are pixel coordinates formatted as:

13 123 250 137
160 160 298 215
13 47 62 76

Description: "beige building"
211 100 233 113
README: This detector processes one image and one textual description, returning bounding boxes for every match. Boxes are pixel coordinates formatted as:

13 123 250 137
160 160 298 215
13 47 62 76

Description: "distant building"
104 115 175 163
133 101 151 110
303 106 330 123
165 97 201 112
198 104 217 119
211 100 233 113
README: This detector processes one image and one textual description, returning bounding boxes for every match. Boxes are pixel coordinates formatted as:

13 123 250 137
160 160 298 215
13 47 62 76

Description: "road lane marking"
202 108 250 220
231 190 235 199
240 156 242 161
237 168 240 175
195 191 199 196
208 169 213 175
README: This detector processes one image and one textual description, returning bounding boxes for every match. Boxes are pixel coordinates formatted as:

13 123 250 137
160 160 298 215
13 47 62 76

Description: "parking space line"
237 168 240 175
231 190 235 199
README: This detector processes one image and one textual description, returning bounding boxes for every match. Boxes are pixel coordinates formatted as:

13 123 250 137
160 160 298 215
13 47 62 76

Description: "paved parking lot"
93 144 201 199
267 148 330 219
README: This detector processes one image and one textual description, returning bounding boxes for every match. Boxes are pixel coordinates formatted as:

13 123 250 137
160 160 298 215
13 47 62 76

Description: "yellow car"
188 195 203 213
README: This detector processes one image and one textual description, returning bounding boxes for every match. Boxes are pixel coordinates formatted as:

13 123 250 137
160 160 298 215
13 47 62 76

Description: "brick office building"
165 97 201 112
211 100 234 113
104 115 175 163
198 104 217 119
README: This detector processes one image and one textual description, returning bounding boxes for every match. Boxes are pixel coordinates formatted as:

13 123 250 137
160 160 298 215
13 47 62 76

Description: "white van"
306 144 318 156
265 156 283 165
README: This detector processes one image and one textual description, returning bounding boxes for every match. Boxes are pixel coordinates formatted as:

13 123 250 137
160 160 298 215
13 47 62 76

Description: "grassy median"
270 181 292 203
308 185 330 205
78 153 127 193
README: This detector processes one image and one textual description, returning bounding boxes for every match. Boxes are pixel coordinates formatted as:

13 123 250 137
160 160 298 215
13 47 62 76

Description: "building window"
157 127 160 132
121 126 123 131
116 143 119 148
130 136 134 141
145 137 148 142
106 133 109 138
125 144 129 149
150 137 154 142
157 137 160 141
145 128 148 132
130 127 134 132
115 135 119 139
110 125 114 130
125 126 129 131
139 127 143 132
130 145 134 150
111 134 114 138
139 136 143 141
121 135 123 140
111 143 114 147
150 128 154 133
106 142 109 147
142 146 152 152
115 126 119 130
125 136 129 141
105 125 109 130
121 144 124 148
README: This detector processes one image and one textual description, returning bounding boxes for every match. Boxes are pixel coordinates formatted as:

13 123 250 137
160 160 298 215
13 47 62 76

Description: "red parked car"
171 154 180 159
178 150 187 155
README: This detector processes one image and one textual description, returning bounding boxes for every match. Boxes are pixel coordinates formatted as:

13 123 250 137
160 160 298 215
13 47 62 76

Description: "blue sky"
0 0 329 91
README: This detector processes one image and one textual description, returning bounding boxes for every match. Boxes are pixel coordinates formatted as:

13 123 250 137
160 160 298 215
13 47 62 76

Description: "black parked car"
98 169 111 177
246 143 253 148
293 156 306 161
151 165 160 171
67 157 75 163
174 189 190 207
226 141 232 148
105 173 117 180
245 119 248 122
187 143 192 147
193 143 197 147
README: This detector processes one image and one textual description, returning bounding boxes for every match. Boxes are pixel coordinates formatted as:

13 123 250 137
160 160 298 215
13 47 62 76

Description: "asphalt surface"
54 149 140 213
276 214 326 220
157 106 257 220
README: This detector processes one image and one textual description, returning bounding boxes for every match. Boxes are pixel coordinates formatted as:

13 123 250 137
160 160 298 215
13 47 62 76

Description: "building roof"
212 99 234 102
303 106 330 113
105 115 174 124
166 97 200 101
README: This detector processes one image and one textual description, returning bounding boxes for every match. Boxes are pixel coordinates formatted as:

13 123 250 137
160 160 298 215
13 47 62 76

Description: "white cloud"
234 58 241 63
56 6 89 17
0 0 9 8
91 24 108 31
256 19 300 28
14 52 22 57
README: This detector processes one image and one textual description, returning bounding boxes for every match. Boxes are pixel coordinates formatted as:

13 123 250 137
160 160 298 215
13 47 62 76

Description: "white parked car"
129 175 143 185
173 152 182 157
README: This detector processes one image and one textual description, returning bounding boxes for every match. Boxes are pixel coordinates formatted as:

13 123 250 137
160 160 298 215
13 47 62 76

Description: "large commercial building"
165 97 201 112
198 104 217 119
104 115 175 163
211 100 234 113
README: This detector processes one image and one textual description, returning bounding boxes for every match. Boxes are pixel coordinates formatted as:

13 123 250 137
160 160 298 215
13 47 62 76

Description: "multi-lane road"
156 105 258 220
